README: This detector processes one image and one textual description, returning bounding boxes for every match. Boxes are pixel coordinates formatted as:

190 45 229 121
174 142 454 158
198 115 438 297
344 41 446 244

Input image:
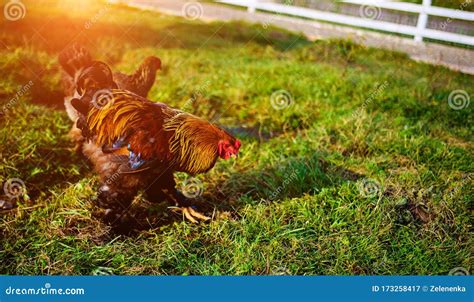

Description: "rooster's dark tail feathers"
58 43 93 77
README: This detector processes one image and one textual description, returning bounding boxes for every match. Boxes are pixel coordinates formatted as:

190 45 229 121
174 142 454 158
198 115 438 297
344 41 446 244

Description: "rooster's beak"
231 154 237 159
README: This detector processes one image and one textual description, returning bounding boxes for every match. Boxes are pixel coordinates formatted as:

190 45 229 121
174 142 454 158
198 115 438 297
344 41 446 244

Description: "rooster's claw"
170 206 210 223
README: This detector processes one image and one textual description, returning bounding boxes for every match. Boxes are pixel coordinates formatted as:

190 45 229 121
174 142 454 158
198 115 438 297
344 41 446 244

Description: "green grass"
0 0 472 275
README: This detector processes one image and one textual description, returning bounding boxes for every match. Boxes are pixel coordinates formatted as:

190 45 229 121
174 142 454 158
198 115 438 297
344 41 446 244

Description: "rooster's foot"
170 206 210 223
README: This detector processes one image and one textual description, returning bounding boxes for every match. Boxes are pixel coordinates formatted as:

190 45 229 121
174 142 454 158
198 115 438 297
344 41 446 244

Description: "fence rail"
217 0 474 46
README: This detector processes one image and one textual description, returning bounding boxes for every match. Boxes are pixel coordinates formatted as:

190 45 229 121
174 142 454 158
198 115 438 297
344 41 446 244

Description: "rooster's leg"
162 188 210 223
171 205 211 223
144 181 168 204
147 173 210 223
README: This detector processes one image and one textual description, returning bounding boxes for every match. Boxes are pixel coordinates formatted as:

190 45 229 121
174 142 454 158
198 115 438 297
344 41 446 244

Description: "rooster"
71 72 241 225
58 44 161 150
59 43 161 100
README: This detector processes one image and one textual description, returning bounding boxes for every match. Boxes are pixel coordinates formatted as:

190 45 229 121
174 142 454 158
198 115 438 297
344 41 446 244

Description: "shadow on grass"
1 149 91 203
111 152 364 235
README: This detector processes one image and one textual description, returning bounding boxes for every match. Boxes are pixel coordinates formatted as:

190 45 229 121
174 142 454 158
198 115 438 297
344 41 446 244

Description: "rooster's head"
218 139 241 160
76 61 117 95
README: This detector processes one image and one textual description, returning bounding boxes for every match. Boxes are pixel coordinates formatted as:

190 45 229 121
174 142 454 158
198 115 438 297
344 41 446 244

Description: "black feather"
71 97 89 115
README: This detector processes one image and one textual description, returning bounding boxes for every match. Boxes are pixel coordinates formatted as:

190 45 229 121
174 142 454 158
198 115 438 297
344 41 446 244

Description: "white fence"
218 0 474 46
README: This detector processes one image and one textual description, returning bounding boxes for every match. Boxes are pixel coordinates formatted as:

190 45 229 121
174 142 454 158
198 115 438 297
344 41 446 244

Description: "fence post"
414 0 431 42
248 0 257 13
